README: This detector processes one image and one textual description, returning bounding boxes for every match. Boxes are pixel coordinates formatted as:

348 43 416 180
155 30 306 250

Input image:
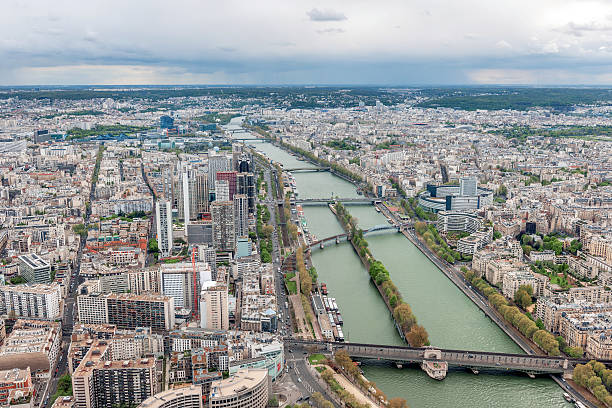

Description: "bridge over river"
279 197 382 206
307 222 411 250
284 338 602 377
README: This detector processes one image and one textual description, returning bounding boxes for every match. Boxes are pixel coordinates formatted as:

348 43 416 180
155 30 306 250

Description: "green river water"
234 120 570 407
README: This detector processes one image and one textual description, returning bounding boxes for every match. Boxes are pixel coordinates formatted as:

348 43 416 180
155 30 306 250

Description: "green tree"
514 288 532 309
147 238 159 253
407 324 429 347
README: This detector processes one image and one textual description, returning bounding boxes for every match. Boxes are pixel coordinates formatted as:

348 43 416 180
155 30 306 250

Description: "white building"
201 284 229 331
0 284 61 319
155 199 173 257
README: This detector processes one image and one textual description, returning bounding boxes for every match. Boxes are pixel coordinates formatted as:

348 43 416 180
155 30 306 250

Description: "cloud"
316 28 345 35
558 21 612 37
306 8 347 22
495 40 512 50
2 0 612 85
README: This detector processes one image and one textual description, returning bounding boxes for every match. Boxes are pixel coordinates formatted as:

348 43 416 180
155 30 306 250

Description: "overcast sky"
4 0 612 85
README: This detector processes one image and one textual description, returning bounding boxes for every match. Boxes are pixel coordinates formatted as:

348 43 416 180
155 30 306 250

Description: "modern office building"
18 253 51 284
211 201 235 252
208 369 269 408
186 221 213 245
160 115 174 129
0 284 61 319
418 177 493 213
155 199 173 257
200 285 229 331
235 237 252 259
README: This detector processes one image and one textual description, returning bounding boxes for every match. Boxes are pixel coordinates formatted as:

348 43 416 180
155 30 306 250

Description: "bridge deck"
285 339 588 374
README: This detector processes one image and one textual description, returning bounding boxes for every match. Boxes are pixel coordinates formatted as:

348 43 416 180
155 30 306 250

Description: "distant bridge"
285 339 583 376
285 167 331 173
284 198 381 206
308 223 408 250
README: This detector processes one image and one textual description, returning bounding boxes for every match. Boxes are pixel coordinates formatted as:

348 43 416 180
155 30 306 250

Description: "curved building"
139 385 202 408
437 211 483 233
209 369 269 408
418 177 493 213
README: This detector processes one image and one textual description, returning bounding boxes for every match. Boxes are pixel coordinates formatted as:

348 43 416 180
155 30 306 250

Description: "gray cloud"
306 8 347 22
2 0 612 85
316 28 345 35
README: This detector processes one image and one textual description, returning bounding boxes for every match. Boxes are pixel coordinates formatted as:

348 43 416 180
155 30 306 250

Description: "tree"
514 288 532 309
393 304 416 333
407 324 429 347
388 398 408 408
147 238 159 253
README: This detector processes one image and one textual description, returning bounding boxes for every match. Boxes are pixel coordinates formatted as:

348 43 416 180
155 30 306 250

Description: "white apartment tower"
234 194 249 239
155 199 173 257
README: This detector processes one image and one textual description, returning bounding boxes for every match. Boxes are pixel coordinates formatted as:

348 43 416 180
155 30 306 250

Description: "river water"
228 118 569 407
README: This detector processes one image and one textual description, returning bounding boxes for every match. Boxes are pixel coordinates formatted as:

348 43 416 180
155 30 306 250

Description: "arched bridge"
307 223 410 250
285 167 331 173
284 339 593 377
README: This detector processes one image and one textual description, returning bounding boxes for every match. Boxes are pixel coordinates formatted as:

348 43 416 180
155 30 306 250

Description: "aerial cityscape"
4 1 612 408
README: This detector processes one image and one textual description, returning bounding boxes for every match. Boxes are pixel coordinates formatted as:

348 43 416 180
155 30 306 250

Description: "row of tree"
415 222 464 264
279 140 364 184
463 269 561 356
573 360 612 406
369 261 430 347
334 203 372 260
334 350 408 408
296 247 312 296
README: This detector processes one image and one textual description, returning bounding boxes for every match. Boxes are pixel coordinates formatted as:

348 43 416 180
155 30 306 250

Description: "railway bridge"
284 339 592 377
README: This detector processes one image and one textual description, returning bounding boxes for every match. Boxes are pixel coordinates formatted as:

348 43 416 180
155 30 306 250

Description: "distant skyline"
4 0 612 85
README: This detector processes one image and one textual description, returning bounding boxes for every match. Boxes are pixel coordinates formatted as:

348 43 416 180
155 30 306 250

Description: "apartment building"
0 367 33 405
0 283 61 319
78 293 175 331
0 320 61 378
200 285 229 331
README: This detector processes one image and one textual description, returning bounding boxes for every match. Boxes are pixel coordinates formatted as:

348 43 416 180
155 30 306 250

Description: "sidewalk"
333 373 375 407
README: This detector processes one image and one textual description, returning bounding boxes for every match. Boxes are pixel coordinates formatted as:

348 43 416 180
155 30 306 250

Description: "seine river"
228 118 570 407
